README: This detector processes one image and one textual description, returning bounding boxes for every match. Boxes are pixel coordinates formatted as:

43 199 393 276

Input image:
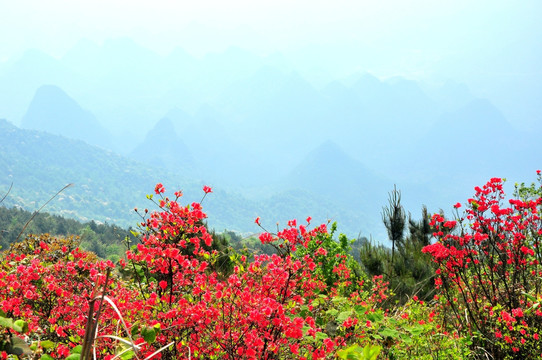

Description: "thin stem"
16 183 74 242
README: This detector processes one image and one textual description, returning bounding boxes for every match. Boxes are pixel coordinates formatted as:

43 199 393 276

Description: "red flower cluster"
121 184 360 359
0 235 136 358
423 175 542 358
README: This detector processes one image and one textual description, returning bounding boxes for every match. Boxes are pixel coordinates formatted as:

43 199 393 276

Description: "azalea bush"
122 184 371 359
0 184 396 359
0 234 137 359
423 173 542 359
7 173 542 359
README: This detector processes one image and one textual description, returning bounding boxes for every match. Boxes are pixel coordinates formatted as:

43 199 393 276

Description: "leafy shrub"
423 174 542 359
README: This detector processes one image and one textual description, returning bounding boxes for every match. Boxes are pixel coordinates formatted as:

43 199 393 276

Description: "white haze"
0 0 541 240
2 0 541 126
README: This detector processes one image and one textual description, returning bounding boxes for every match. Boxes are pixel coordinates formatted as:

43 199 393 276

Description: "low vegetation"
1 173 542 359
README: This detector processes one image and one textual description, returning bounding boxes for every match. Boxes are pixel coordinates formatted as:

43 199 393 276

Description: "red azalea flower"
154 183 165 194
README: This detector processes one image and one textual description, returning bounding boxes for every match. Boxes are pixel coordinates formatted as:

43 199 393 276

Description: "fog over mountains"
22 84 114 150
0 38 539 241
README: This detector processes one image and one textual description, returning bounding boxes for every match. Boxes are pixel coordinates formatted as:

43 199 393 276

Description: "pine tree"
382 185 406 276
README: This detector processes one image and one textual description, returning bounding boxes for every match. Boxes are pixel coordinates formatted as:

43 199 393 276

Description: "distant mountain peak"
35 84 70 98
291 140 370 180
309 139 346 158
354 72 382 85
128 116 195 173
447 98 510 129
0 118 17 130
22 85 92 129
283 139 390 217
21 85 113 150
17 48 59 64
350 73 388 98
148 117 177 138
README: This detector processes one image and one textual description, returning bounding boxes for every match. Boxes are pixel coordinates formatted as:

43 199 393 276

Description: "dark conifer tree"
382 185 406 275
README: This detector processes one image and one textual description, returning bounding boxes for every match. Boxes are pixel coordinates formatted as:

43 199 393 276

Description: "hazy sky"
2 0 541 125
2 0 539 60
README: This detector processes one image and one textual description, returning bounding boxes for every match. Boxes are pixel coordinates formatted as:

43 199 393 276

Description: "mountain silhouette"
129 117 196 173
21 85 113 150
284 140 391 230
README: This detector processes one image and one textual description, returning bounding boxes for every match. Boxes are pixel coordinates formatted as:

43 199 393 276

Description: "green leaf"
353 305 366 315
0 316 13 329
336 343 382 360
400 334 413 345
525 302 540 315
522 292 537 301
326 309 339 316
40 355 55 360
336 344 363 359
366 312 384 323
362 344 381 360
315 332 328 341
71 345 83 354
407 324 425 336
120 350 135 360
379 327 400 339
13 319 29 334
66 354 81 360
40 340 56 350
141 326 157 344
337 310 352 323
331 296 347 304
310 299 321 307
130 322 140 337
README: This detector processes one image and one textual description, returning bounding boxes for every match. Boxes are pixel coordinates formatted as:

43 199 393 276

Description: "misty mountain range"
0 119 366 236
0 38 539 241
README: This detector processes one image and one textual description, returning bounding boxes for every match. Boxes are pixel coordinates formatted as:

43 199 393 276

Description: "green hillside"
0 119 368 236
0 205 133 260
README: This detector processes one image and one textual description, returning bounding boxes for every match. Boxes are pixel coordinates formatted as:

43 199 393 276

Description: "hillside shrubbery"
0 205 135 260
1 174 542 359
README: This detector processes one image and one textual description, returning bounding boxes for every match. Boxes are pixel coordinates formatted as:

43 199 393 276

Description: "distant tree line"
0 205 135 260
